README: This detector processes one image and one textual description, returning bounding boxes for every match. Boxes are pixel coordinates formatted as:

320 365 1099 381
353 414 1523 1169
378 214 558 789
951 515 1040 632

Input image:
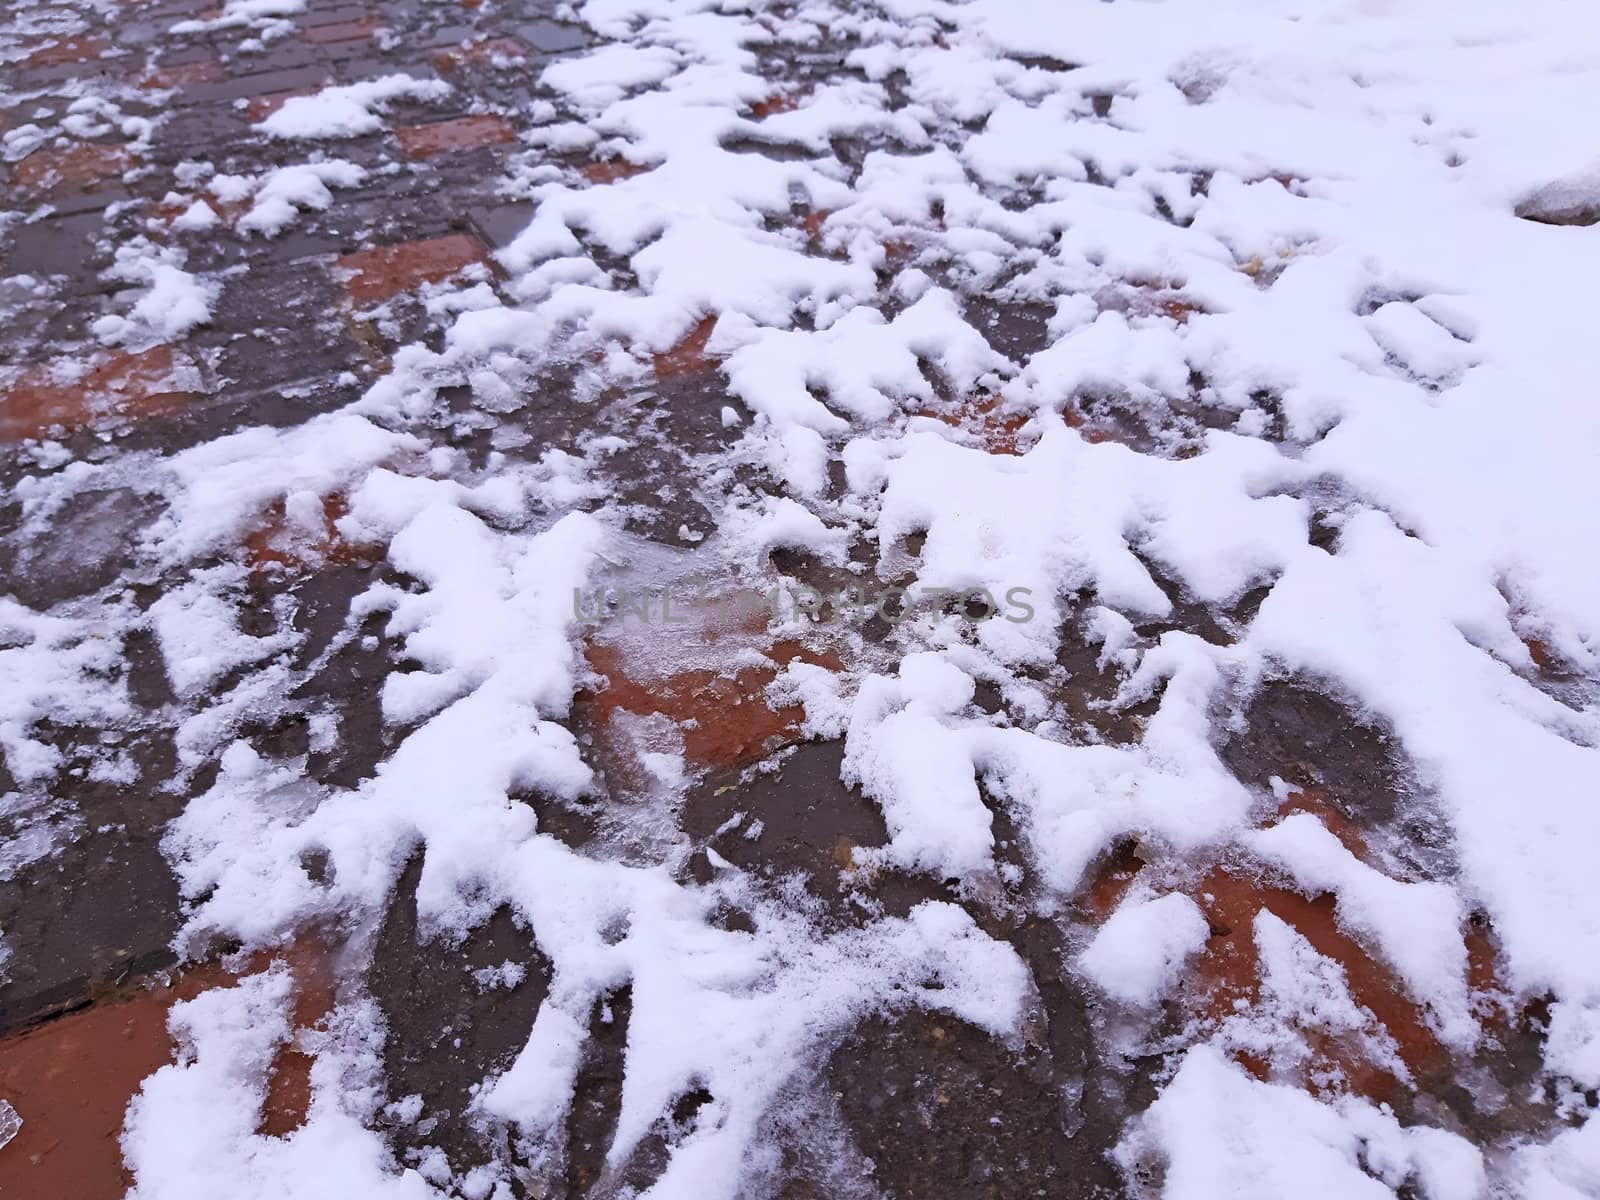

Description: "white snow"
1119 1045 1484 1200
122 968 440 1199
18 0 1596 1194
257 76 451 140
237 161 368 237
1080 892 1209 1007
173 200 220 232
1245 813 1473 1046
149 578 290 700
0 598 131 787
1213 911 1408 1091
171 0 305 36
92 240 217 346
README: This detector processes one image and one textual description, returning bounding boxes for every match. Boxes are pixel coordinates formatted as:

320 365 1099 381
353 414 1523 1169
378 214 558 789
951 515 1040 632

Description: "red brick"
11 143 133 198
245 492 371 575
434 36 527 73
154 191 248 228
587 638 842 769
932 392 1031 456
1273 787 1369 859
1187 868 1446 1100
0 934 338 1198
1107 279 1206 324
301 18 379 44
1157 295 1202 322
137 59 223 89
1524 635 1558 675
0 963 232 1197
395 113 515 159
254 938 338 1137
337 233 492 304
245 88 317 122
653 314 718 377
1079 838 1144 921
799 207 832 244
750 89 803 117
581 157 651 184
25 36 109 68
0 347 192 443
1250 171 1305 192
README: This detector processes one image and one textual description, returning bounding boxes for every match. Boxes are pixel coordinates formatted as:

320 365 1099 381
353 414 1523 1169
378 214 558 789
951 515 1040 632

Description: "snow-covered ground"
5 0 1600 1196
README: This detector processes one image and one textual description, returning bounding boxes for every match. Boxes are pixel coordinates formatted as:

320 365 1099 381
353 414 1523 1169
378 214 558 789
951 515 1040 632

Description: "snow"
843 654 995 878
91 240 217 346
1511 1113 1600 1200
1120 1044 1484 1200
149 579 290 700
172 200 220 232
256 76 451 140
1079 892 1209 1007
1213 910 1407 1090
171 0 305 36
12 0 1600 1193
122 969 440 1199
237 161 368 237
1245 813 1473 1046
0 598 131 787
148 413 419 564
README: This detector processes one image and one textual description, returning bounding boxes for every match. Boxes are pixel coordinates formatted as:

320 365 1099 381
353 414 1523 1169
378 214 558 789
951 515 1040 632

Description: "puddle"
1052 607 1159 746
5 487 162 606
682 741 893 907
1218 676 1412 836
563 986 632 1194
516 18 593 54
569 545 851 867
963 297 1054 362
